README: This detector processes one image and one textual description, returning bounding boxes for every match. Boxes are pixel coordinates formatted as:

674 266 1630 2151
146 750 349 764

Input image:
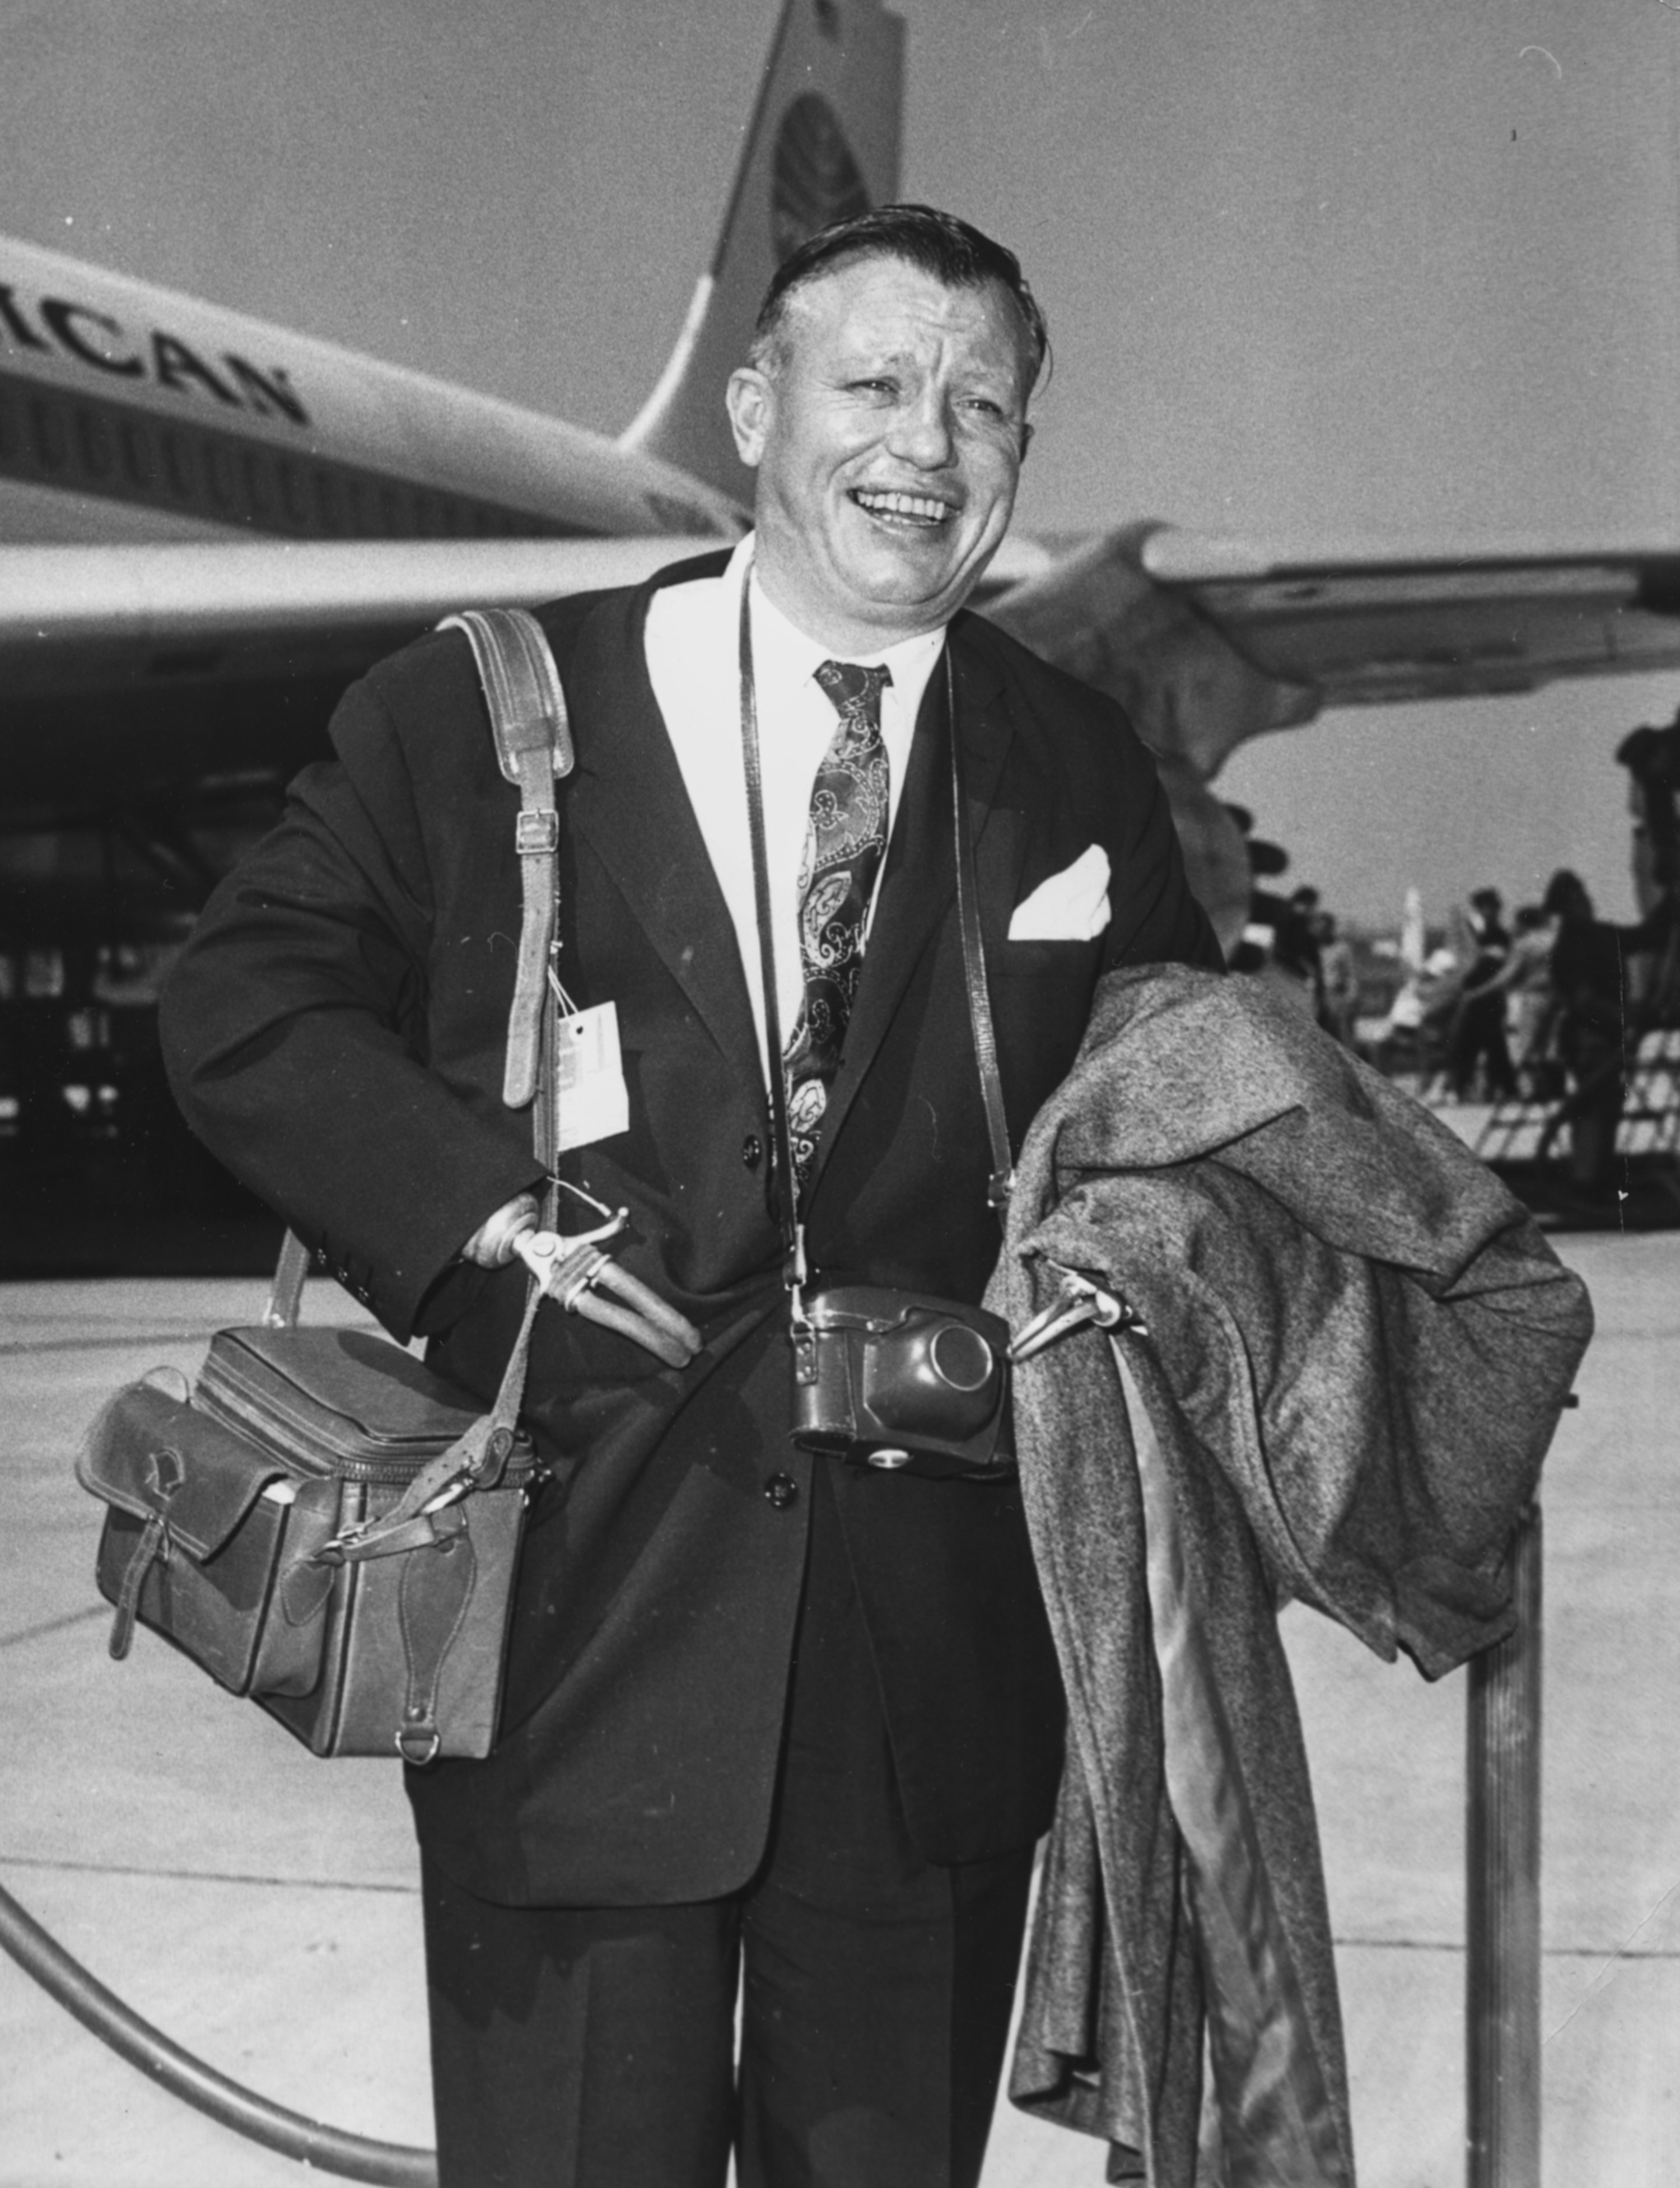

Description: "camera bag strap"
439 608 577 1142
262 608 576 1558
735 572 1014 1306
339 607 578 1546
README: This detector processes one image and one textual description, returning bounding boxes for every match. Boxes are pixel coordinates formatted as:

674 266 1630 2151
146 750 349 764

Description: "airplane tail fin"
620 0 904 510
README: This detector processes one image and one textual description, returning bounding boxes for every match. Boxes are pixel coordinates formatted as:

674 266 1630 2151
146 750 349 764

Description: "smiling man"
728 242 1031 647
161 206 1221 2188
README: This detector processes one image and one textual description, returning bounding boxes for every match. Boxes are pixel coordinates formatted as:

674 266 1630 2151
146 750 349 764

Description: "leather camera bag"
77 1249 544 1761
77 605 575 1762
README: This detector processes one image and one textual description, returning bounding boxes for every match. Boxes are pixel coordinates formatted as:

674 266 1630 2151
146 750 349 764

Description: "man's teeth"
853 489 950 524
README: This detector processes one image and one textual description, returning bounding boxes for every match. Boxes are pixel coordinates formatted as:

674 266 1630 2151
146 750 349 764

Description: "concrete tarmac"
2 1233 1674 2186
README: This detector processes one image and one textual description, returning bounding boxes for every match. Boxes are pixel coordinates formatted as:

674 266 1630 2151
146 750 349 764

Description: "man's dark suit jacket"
160 551 1221 1909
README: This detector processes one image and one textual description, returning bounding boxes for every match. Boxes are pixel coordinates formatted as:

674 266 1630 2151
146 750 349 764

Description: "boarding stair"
1466 1022 1680 1220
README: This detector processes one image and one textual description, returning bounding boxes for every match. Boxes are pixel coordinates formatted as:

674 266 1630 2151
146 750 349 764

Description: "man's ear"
1019 419 1034 461
726 368 772 468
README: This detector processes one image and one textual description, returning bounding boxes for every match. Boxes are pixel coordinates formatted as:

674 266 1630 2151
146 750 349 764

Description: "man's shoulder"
952 604 1152 785
357 548 734 717
953 606 1128 730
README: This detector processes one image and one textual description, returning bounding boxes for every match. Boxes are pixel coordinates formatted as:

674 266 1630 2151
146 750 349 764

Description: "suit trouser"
421 1461 1038 2188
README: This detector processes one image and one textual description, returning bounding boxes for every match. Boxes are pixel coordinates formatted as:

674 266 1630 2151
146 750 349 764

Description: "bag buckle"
784 1223 812 1336
396 1710 442 1766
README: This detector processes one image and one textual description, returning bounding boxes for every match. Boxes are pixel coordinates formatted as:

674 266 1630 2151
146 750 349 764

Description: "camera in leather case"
790 1285 1014 1478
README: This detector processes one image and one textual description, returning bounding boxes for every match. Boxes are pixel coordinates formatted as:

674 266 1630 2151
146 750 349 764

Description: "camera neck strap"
735 570 1014 1323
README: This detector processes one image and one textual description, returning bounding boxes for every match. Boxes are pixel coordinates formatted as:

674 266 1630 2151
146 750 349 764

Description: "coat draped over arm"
987 964 1594 2186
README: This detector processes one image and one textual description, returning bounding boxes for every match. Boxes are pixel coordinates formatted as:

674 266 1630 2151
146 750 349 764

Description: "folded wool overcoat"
987 964 1594 2187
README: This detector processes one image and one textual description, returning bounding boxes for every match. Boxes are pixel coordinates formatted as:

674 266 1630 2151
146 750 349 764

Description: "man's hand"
460 1192 540 1267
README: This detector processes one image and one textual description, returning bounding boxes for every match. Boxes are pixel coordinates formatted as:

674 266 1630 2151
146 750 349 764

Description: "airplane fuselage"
0 237 742 548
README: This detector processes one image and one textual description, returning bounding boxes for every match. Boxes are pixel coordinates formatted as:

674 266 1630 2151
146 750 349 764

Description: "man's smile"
848 486 956 529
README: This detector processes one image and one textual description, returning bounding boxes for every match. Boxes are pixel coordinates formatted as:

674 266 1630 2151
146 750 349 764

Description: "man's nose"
885 387 955 468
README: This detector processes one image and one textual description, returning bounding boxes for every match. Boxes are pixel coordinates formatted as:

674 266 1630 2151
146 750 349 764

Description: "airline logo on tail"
623 0 904 506
772 94 871 264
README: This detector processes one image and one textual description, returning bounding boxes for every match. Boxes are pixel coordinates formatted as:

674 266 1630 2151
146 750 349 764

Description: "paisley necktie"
783 658 892 1200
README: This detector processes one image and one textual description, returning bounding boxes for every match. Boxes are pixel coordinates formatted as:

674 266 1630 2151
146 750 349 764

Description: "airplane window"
242 447 270 521
24 949 64 999
119 419 152 489
276 458 309 528
31 395 67 472
76 407 114 481
161 431 196 503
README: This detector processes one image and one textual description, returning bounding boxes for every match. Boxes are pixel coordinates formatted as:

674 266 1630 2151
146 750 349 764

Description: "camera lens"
928 1322 996 1393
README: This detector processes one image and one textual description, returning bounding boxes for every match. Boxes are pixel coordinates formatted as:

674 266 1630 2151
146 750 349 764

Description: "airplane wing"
0 537 717 810
981 521 1680 773
978 524 1680 948
8 523 1680 948
24 519 1677 766
0 536 708 679
1155 525 1680 702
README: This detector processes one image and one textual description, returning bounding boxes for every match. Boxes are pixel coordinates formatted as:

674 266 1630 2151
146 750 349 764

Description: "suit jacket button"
742 1133 763 1170
764 1472 799 1510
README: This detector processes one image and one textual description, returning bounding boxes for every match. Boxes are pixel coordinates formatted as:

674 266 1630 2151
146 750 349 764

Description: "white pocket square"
1007 845 1112 941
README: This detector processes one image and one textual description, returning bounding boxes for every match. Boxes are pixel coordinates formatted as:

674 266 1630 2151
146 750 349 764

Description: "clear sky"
6 0 1678 927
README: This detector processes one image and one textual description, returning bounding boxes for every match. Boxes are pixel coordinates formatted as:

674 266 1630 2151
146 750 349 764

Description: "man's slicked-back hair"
749 202 1050 394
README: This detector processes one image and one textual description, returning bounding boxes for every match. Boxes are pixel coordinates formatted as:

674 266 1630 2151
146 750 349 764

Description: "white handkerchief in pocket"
1007 845 1112 941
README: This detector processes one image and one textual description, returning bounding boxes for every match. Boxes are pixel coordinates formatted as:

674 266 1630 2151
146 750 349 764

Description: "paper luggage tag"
554 1001 630 1153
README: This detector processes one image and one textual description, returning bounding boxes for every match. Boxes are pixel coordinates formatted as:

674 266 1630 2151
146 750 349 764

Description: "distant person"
1617 707 1680 910
1374 944 1462 1087
1445 887 1516 1101
1244 871 1322 1018
1483 904 1562 1097
1313 909 1359 1047
1277 884 1326 1016
1468 886 1510 955
1228 811 1296 982
1539 869 1677 1190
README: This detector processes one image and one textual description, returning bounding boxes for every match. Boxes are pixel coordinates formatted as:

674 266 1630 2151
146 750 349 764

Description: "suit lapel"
807 621 1020 1184
563 577 765 1105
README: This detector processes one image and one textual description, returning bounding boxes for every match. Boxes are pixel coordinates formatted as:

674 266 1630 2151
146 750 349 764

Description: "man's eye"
850 378 897 397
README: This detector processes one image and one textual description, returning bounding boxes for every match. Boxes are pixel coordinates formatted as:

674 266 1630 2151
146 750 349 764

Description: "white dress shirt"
643 533 945 1085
